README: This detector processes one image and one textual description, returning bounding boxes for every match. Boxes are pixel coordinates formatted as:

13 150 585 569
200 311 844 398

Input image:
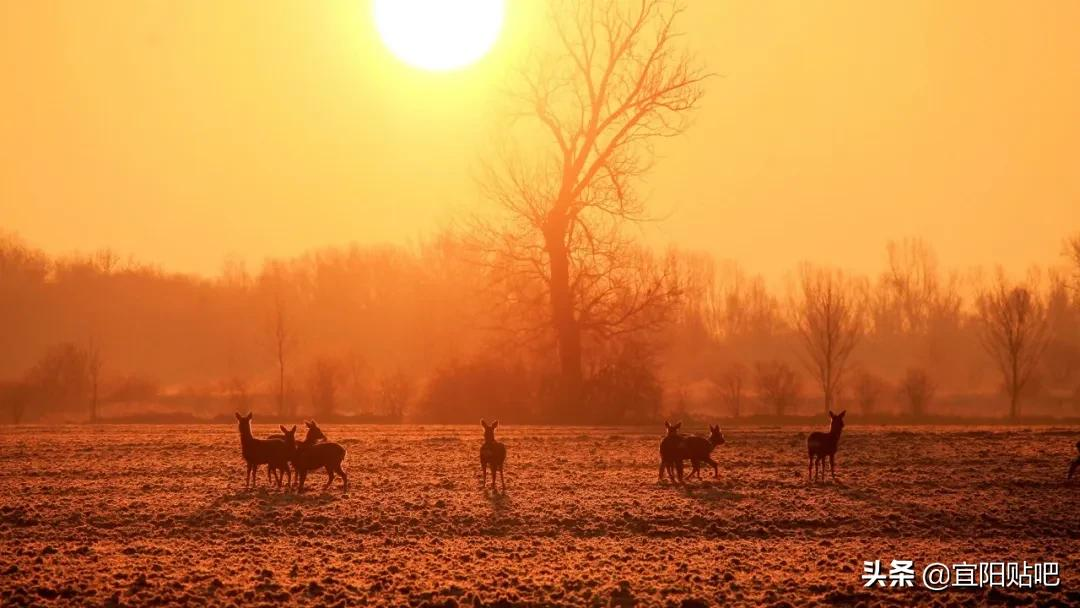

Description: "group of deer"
658 422 727 484
659 410 848 484
235 413 348 492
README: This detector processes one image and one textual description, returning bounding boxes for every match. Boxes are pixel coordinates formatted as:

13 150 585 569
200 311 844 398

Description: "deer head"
278 424 297 447
481 419 499 443
708 424 725 446
828 410 846 434
303 420 327 445
234 412 254 435
664 421 682 437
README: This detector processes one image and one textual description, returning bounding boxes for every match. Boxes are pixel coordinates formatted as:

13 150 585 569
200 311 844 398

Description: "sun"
374 0 505 72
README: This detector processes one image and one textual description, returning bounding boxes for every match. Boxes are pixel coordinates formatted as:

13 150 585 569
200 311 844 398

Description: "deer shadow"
484 487 513 513
679 479 747 502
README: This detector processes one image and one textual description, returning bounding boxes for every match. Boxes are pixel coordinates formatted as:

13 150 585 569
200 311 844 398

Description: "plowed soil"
1 424 1078 606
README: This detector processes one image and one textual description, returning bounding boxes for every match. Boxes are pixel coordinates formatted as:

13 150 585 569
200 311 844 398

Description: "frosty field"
1 424 1078 607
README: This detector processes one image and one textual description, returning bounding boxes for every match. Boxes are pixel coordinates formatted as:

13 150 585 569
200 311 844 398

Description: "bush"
754 360 801 416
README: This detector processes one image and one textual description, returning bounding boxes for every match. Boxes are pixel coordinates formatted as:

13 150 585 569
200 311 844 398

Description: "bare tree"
479 0 707 410
86 337 102 422
899 367 935 416
1066 233 1080 295
754 360 801 417
224 376 251 413
376 369 412 422
975 271 1051 419
852 368 888 416
307 356 342 419
264 285 297 419
715 361 747 417
1 382 31 424
791 265 863 415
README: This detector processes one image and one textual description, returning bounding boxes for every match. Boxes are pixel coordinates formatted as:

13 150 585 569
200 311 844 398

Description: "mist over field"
2 232 1080 426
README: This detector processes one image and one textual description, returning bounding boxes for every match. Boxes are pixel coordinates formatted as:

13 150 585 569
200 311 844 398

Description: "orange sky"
2 1 1077 281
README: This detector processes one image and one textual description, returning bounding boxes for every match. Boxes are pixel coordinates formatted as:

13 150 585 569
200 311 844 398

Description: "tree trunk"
545 223 583 416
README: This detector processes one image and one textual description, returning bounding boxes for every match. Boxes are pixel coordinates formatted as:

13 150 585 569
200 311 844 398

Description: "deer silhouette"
479 419 506 491
683 425 726 479
1068 440 1080 481
658 421 685 484
287 420 347 493
234 412 291 489
807 410 845 482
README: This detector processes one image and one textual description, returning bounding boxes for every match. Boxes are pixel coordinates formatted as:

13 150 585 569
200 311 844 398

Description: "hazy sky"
2 1 1077 281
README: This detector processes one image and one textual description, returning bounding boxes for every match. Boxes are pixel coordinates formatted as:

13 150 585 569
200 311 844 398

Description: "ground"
1 424 1078 607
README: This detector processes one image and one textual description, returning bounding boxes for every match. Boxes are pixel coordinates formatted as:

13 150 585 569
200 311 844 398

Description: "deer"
479 419 506 492
1068 440 1080 481
658 421 686 484
286 420 348 493
234 412 292 489
807 410 845 482
682 425 726 480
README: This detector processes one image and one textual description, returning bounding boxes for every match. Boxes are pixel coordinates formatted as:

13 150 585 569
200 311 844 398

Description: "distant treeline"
1 230 1079 424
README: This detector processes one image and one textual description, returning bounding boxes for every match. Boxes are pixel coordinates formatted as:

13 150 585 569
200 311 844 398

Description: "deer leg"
336 464 348 491
829 454 836 481
705 457 718 479
325 465 334 488
808 454 813 482
499 467 505 492
658 460 666 482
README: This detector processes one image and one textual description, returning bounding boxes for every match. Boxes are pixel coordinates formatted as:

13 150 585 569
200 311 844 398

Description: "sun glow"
373 0 505 71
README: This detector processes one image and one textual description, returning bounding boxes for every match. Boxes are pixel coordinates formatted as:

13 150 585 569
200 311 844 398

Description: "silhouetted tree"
976 272 1051 419
715 361 748 417
25 343 90 415
87 338 102 422
1 381 32 424
307 356 341 419
851 369 888 416
754 360 801 417
899 367 935 416
791 265 863 414
376 369 412 422
480 0 707 413
261 267 297 418
224 376 251 412
584 340 663 423
1066 233 1080 294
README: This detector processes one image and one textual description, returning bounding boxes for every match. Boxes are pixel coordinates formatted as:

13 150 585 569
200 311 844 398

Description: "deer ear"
290 425 297 432
481 419 488 429
838 410 846 418
674 422 682 430
665 421 671 430
828 410 835 418
492 420 499 429
279 425 288 433
234 412 242 421
245 412 253 420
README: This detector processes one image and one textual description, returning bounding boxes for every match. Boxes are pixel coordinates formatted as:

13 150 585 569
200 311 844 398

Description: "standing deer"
288 420 348 493
235 412 291 489
807 410 845 482
1068 440 1080 481
683 425 726 480
479 419 506 491
658 421 685 484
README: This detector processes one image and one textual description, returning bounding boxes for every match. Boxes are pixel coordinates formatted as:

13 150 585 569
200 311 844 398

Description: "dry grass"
1 424 1078 606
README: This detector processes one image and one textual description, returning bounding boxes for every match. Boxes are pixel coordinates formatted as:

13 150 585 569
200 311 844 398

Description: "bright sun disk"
374 0 505 71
